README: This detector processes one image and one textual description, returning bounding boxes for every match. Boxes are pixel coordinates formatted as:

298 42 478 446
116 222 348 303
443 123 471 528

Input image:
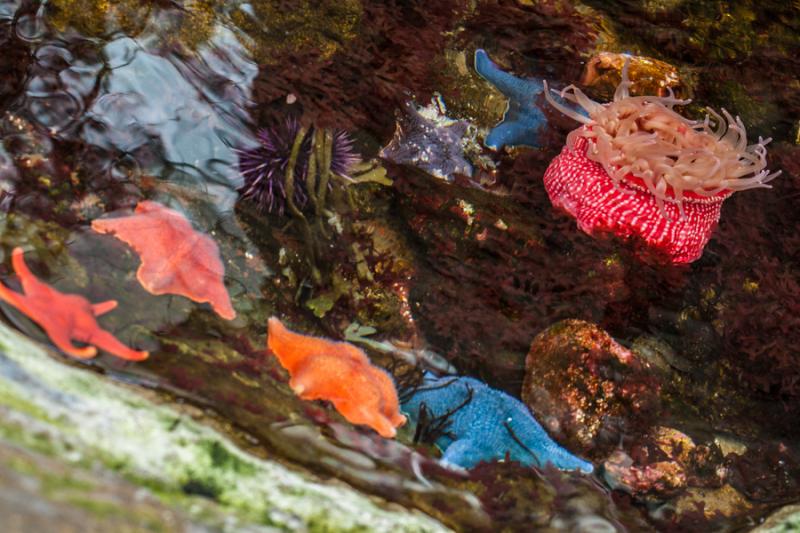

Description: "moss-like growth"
0 321 449 532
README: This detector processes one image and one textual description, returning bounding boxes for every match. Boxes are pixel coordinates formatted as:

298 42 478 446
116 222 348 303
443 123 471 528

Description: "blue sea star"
475 49 588 151
402 372 594 473
474 49 550 150
380 100 473 181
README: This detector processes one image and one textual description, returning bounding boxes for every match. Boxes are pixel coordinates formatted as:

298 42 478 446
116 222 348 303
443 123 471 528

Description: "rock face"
0 321 450 533
522 319 661 458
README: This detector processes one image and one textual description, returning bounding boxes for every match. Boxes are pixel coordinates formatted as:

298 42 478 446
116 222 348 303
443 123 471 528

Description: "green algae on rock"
753 504 800 533
0 321 451 533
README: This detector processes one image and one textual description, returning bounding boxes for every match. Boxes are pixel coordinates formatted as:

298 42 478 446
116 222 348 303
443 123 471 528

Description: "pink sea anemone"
542 59 780 263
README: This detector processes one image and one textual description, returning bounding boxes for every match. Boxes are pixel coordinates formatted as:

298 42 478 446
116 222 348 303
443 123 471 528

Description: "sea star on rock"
380 100 473 181
267 317 406 438
402 372 593 473
0 247 148 361
474 49 551 150
91 201 236 320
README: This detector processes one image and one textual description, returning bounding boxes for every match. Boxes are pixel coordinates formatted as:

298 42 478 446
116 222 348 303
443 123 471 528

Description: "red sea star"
267 317 406 438
0 247 148 361
91 201 236 320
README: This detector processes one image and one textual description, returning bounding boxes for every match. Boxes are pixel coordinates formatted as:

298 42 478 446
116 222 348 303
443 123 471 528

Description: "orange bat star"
0 247 148 361
267 317 406 438
91 201 236 320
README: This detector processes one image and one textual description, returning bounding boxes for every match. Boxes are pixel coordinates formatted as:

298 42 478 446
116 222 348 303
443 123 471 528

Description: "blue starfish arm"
508 417 594 473
484 117 543 150
474 49 544 103
402 373 593 473
474 49 590 150
500 395 594 474
440 438 483 469
540 443 595 474
474 49 548 150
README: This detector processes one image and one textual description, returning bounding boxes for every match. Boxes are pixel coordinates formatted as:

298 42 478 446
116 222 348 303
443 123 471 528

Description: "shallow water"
0 1 799 531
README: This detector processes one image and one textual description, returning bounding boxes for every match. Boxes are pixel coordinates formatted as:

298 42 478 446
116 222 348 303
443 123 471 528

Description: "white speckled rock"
0 321 451 533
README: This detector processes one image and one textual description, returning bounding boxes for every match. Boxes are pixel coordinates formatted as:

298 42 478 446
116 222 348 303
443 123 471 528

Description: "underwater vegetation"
267 317 406 438
402 371 594 473
45 0 218 50
0 247 147 361
250 0 468 136
230 0 363 64
92 201 236 320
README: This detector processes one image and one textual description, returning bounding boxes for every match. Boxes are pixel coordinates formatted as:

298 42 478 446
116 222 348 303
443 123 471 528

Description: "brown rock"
604 449 687 496
602 427 725 498
581 52 687 100
522 319 661 458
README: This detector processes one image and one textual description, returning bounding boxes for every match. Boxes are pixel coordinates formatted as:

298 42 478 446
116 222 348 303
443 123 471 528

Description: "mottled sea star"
402 372 593 473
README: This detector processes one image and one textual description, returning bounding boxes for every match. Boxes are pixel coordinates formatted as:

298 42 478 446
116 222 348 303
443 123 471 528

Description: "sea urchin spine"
236 118 359 214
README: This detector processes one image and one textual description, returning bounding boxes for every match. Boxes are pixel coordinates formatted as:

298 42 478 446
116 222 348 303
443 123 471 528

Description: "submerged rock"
753 504 800 532
603 427 725 498
522 319 661 459
0 320 451 532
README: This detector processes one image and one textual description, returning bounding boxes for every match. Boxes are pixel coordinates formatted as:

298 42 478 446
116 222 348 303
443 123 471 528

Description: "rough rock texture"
753 504 800 533
602 426 724 498
522 319 661 459
0 321 451 533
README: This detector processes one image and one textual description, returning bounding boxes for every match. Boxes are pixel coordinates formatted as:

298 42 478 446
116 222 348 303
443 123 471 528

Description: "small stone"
604 449 687 496
522 319 661 458
581 52 686 101
602 427 699 497
672 484 752 520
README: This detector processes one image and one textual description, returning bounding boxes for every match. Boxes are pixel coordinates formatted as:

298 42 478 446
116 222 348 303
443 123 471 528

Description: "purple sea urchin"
236 118 360 214
327 129 361 179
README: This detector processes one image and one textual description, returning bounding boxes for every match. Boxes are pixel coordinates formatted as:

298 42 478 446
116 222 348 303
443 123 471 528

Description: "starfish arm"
485 118 543 150
536 437 595 473
440 438 483 469
474 49 544 102
506 409 595 473
88 328 149 361
91 300 118 316
342 400 397 439
48 329 98 359
10 247 46 296
0 281 32 316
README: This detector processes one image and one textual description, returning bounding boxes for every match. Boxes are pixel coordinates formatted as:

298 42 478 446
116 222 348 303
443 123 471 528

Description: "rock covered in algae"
0 320 450 532
230 0 362 64
522 319 661 458
753 504 800 533
602 426 724 498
